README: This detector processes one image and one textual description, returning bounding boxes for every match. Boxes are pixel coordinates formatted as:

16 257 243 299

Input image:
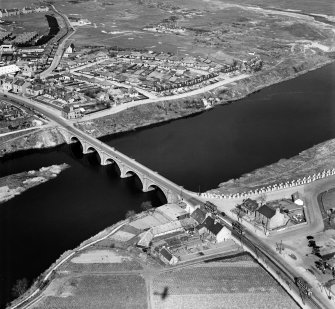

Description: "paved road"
40 5 75 79
76 73 250 121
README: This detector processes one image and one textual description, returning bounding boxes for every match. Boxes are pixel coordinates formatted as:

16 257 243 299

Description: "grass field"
3 13 50 35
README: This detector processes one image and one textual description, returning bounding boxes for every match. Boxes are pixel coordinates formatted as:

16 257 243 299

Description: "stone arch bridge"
60 127 190 203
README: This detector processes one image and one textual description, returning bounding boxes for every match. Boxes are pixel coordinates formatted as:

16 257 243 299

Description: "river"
0 62 335 307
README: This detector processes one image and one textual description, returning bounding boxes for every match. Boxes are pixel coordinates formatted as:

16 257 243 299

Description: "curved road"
40 5 76 79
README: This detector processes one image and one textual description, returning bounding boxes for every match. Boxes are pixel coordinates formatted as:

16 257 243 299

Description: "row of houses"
0 76 44 96
154 72 218 92
115 51 222 72
237 198 288 231
0 6 49 18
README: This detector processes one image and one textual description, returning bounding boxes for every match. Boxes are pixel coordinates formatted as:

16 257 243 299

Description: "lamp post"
180 186 183 201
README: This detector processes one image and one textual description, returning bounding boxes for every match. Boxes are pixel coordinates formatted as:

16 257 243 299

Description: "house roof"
156 203 188 221
14 79 25 86
160 247 173 261
199 216 223 236
137 230 153 248
191 208 206 224
242 198 258 212
257 205 276 219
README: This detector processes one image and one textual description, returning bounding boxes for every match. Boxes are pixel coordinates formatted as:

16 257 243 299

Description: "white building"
0 45 15 53
0 64 20 76
292 192 304 206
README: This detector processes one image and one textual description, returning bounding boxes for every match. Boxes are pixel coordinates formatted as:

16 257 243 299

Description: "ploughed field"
152 258 299 309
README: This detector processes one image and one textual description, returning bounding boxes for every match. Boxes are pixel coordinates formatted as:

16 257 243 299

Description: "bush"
11 278 29 298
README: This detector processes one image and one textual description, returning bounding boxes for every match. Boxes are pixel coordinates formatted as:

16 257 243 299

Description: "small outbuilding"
292 192 304 206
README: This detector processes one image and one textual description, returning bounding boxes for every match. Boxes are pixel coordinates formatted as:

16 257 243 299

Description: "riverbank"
75 55 335 138
209 138 335 196
0 56 333 157
0 164 69 204
0 127 66 158
7 207 298 309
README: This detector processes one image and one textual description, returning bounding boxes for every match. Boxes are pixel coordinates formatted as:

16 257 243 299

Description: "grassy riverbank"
209 138 335 196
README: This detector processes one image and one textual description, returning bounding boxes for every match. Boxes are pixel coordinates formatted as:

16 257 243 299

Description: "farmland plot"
152 262 299 309
36 274 147 309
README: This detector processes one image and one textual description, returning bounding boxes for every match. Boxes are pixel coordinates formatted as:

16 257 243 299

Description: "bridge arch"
85 146 102 165
146 184 168 204
122 170 144 190
70 136 83 149
103 158 115 165
69 136 84 156
104 158 124 177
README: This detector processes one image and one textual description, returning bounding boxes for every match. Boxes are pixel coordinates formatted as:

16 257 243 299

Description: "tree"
125 210 136 219
11 278 29 298
141 201 153 212
258 193 267 205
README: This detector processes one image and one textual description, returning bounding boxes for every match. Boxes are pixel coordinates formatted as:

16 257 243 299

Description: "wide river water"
1 62 335 306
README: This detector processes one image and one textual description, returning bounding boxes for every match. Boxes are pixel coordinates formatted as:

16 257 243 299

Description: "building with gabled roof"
0 64 20 76
26 83 44 96
13 79 27 93
191 208 207 224
0 9 8 18
159 247 178 265
2 77 13 91
240 198 259 216
196 216 231 242
137 230 154 248
256 205 287 231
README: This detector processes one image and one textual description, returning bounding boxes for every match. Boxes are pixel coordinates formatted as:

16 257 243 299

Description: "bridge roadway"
4 92 332 309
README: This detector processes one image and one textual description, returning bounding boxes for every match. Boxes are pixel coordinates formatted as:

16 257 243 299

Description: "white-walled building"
0 64 20 76
292 192 304 206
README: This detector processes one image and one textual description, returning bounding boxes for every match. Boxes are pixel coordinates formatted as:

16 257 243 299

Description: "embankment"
0 127 67 158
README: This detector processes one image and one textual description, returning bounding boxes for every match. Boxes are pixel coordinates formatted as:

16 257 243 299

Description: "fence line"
201 168 335 200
